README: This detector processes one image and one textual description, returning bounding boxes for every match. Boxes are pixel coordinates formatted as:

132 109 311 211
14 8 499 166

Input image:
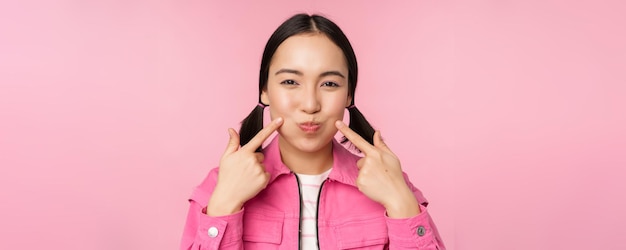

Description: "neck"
278 136 334 175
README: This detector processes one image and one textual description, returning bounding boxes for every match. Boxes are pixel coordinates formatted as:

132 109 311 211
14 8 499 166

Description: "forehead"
269 33 348 74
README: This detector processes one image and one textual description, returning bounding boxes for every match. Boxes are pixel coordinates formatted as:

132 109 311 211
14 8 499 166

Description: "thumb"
373 131 390 151
224 128 240 154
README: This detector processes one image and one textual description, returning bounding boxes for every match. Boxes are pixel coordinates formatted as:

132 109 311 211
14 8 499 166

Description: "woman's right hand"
206 117 283 216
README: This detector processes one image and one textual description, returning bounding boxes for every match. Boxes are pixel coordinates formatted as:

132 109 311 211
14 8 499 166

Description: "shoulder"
332 139 363 167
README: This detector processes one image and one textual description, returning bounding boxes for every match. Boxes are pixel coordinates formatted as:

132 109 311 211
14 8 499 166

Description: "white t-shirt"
295 168 332 250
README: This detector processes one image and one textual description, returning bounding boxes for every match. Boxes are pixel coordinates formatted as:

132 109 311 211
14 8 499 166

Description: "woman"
181 13 445 250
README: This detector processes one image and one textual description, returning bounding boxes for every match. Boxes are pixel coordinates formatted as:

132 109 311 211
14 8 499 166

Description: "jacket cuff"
385 204 439 249
195 207 244 248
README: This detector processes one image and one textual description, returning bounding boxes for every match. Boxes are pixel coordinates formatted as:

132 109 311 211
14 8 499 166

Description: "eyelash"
280 80 297 85
280 80 340 87
322 81 339 87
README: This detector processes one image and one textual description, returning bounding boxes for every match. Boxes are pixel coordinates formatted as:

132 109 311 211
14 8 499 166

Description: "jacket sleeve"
180 168 245 250
385 173 446 250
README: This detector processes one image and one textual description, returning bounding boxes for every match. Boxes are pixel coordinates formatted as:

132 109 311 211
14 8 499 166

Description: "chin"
295 140 328 153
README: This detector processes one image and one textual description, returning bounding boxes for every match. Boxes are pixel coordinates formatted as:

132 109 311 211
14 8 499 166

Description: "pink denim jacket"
181 137 445 249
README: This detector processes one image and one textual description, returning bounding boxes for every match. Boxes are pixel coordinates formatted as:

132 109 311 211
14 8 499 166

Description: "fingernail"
335 120 344 128
275 117 283 124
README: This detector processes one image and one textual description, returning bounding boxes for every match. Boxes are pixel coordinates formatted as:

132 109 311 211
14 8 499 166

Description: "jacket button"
208 226 219 238
417 226 426 236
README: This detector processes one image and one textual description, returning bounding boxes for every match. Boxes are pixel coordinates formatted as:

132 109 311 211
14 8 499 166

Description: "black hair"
239 13 375 151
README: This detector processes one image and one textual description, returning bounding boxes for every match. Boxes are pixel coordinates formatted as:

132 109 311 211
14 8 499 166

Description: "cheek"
323 94 349 116
268 91 295 116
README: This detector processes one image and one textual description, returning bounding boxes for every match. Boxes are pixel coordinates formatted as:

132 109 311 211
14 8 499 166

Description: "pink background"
1 1 625 249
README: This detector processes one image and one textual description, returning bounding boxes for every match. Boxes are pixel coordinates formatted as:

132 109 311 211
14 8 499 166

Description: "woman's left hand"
335 120 421 218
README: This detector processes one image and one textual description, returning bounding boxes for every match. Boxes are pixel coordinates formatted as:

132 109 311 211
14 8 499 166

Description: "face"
261 33 352 154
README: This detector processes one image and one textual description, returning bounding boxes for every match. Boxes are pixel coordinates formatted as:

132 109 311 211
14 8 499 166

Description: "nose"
300 85 321 114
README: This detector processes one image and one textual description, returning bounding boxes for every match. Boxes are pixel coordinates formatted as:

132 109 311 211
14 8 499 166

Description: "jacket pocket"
336 216 389 249
242 209 285 245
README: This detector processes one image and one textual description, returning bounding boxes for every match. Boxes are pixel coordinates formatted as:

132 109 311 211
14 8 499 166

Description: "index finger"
335 120 375 154
241 117 284 152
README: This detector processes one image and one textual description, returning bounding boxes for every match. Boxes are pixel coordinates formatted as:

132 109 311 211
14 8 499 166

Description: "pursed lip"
298 122 321 133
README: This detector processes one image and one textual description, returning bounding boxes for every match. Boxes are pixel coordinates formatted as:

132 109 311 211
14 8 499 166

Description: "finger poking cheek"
335 120 346 129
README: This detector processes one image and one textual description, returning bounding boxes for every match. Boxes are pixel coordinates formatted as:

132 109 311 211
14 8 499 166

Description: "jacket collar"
262 136 361 187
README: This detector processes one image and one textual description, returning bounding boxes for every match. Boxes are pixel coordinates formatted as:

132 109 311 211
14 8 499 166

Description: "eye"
280 79 298 85
321 81 339 87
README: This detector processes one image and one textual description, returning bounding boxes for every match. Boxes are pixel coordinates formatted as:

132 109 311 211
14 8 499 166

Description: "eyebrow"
275 68 346 79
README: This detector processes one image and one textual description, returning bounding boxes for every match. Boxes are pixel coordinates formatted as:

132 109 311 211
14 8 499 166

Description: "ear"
345 94 353 107
261 88 270 105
